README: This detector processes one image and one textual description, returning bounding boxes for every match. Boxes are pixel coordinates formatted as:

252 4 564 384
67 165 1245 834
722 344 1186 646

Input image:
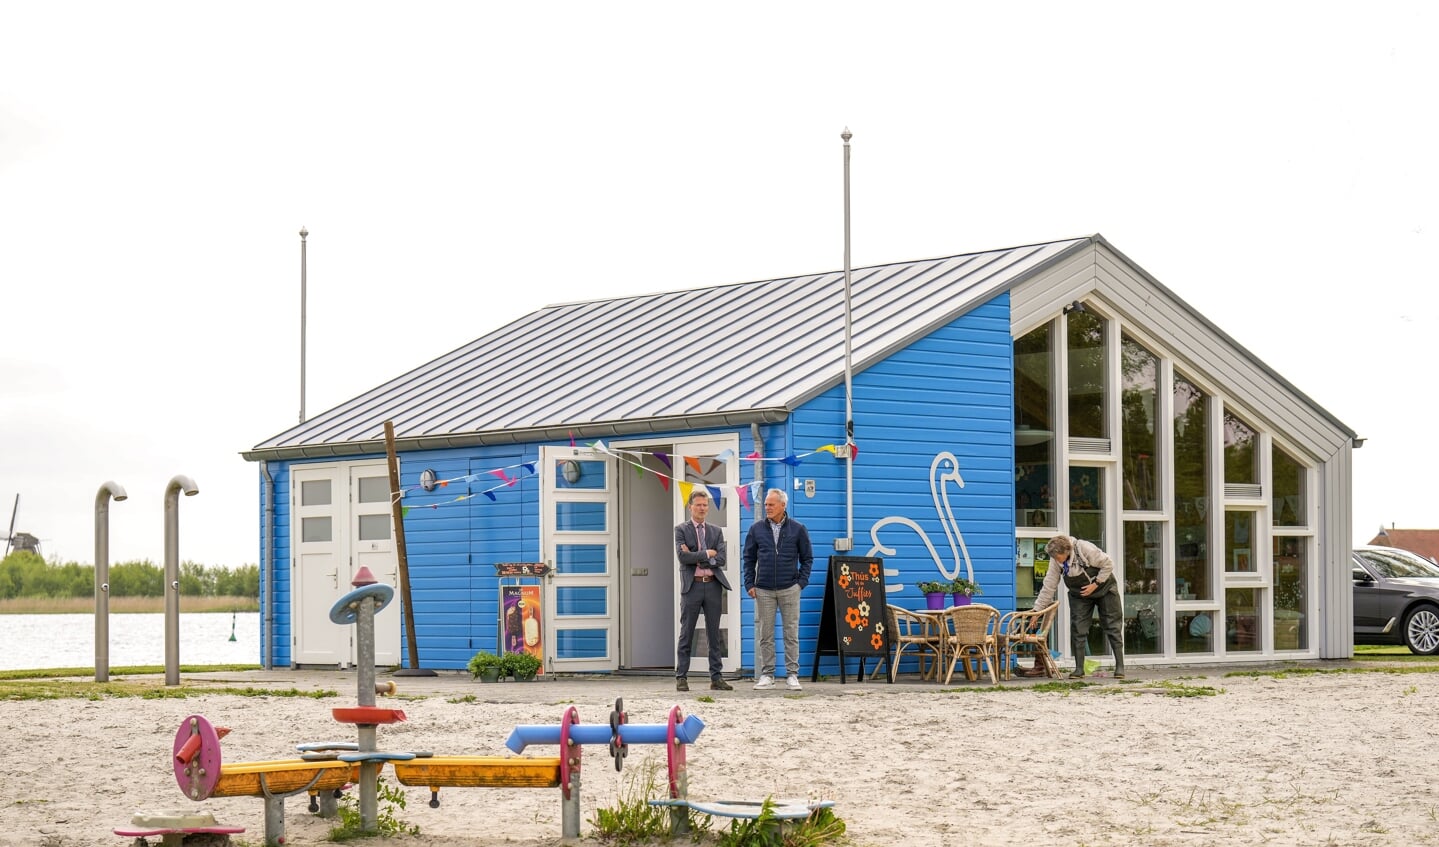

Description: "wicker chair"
938 603 1000 684
996 602 1060 680
870 606 943 681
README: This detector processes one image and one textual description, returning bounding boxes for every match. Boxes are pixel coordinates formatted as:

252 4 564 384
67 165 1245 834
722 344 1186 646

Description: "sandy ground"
4 664 1437 847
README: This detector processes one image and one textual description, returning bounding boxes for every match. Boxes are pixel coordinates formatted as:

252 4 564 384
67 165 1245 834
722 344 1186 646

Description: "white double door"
540 436 741 673
292 461 402 667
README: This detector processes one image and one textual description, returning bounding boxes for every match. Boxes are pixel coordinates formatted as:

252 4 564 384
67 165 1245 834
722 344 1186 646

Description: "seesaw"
391 698 704 840
151 713 361 847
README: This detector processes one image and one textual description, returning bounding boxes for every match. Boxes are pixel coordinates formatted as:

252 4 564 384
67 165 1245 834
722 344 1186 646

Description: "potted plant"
948 578 981 607
917 580 950 611
467 650 504 683
503 650 543 681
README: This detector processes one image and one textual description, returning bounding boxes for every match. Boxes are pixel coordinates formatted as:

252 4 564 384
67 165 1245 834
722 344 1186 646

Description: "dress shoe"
710 678 733 691
676 678 689 691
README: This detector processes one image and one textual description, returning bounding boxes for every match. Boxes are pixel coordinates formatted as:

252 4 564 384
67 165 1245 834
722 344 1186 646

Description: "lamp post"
94 481 127 683
164 475 199 686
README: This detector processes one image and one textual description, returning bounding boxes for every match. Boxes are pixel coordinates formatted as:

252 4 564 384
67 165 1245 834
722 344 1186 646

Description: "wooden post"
384 421 432 674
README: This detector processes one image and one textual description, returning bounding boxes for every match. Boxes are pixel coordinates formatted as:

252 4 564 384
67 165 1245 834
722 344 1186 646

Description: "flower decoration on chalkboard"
838 573 851 589
857 601 870 618
845 607 862 629
840 562 851 577
871 633 884 650
869 562 880 577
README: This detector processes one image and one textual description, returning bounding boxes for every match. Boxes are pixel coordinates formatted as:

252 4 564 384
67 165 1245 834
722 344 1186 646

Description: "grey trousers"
1070 586 1125 673
753 584 802 677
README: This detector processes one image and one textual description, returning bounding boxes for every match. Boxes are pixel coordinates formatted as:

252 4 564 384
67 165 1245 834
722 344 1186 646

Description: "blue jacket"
742 516 814 592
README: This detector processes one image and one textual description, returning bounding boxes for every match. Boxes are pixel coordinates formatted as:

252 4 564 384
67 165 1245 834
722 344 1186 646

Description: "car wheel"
1403 605 1439 655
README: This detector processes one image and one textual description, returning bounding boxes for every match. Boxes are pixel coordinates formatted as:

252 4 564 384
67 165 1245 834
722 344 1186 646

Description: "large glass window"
1174 374 1211 601
1273 446 1307 526
1014 323 1055 527
1069 466 1106 550
1272 536 1308 650
1225 587 1262 653
1122 520 1162 656
1067 308 1107 440
1120 335 1160 510
1225 510 1257 573
1224 411 1258 485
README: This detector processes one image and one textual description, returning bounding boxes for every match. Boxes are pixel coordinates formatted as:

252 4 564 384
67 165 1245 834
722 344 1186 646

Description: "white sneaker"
786 674 803 691
752 675 774 689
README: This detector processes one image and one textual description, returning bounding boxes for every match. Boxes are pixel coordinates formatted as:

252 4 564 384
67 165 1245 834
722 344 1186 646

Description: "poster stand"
811 555 890 684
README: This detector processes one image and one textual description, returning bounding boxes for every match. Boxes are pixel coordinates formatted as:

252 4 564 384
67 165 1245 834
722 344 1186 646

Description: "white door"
350 465 402 666
672 437 742 673
293 464 347 666
541 445 619 672
291 461 402 667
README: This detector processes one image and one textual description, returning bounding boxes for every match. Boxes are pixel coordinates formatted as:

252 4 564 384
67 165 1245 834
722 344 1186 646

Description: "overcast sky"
2 2 1434 568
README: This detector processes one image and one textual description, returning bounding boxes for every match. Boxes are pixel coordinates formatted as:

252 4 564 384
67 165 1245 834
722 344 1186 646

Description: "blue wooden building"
243 235 1358 675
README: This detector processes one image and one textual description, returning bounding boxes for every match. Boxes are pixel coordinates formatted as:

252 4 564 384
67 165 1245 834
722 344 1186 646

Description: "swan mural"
865 450 974 583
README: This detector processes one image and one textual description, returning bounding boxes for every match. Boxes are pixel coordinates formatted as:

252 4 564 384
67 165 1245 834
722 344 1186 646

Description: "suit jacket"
675 521 732 593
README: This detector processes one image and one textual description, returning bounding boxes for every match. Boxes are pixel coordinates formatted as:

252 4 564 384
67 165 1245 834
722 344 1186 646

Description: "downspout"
261 461 275 670
751 423 765 493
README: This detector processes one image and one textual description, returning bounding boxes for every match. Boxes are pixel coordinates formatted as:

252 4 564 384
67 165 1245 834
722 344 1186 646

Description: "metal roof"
245 236 1091 461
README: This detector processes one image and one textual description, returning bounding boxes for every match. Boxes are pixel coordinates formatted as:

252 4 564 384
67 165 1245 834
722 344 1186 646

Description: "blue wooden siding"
258 461 291 667
260 295 1013 675
786 294 1016 678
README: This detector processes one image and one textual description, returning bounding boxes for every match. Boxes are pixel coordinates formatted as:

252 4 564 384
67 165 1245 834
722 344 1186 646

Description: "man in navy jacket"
742 488 814 690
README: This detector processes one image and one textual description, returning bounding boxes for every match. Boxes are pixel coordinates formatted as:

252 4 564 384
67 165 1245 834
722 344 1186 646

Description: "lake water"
0 612 261 671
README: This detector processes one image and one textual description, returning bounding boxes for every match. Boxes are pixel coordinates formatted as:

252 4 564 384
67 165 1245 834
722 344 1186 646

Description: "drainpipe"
751 423 765 494
164 474 199 686
94 481 127 683
261 461 274 670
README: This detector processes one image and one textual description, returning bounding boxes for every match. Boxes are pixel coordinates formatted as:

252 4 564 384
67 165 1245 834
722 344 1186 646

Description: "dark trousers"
676 579 724 679
1070 586 1125 673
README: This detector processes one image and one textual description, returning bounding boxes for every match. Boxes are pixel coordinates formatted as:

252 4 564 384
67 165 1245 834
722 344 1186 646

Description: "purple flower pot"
925 592 947 610
951 593 972 607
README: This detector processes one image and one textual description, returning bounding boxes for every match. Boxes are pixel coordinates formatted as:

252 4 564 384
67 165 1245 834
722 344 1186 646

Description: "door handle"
329 569 338 589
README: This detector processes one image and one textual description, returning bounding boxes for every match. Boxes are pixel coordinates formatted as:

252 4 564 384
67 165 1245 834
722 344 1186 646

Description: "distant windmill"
2 494 41 557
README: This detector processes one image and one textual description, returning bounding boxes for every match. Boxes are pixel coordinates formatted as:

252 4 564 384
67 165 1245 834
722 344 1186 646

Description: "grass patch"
1226 663 1439 680
0 596 257 614
0 673 337 701
0 664 261 681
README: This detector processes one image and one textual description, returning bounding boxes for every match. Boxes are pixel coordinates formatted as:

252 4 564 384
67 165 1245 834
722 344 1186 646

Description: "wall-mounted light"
1063 300 1087 314
562 460 583 484
419 469 438 492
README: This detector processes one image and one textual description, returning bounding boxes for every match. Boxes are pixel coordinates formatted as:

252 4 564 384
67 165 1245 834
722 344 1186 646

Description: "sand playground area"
4 662 1436 847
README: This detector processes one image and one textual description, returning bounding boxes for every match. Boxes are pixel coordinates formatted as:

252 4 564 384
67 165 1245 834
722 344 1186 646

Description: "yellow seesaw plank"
391 756 561 789
212 759 359 797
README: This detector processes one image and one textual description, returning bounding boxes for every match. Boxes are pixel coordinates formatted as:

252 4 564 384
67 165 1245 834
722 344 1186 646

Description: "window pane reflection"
1174 374 1211 601
1225 587 1261 652
1273 537 1308 650
1015 323 1055 527
1067 309 1107 439
1121 336 1160 510
1273 447 1307 527
1122 521 1162 656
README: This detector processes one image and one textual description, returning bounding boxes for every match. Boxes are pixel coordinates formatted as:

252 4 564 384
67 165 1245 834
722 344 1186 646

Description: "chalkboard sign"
811 555 890 684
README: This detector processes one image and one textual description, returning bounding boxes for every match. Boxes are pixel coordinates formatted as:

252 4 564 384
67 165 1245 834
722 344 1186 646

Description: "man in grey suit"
674 487 733 691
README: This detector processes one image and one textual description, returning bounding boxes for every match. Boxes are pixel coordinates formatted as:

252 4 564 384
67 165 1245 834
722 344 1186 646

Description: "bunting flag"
397 436 853 517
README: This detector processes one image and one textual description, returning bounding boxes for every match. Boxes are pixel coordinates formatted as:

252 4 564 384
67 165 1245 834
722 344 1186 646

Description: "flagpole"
840 128 855 551
299 226 308 424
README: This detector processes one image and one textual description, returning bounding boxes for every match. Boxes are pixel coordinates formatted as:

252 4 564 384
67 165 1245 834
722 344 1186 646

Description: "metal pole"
164 475 199 686
94 481 127 682
841 128 855 550
299 226 308 424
